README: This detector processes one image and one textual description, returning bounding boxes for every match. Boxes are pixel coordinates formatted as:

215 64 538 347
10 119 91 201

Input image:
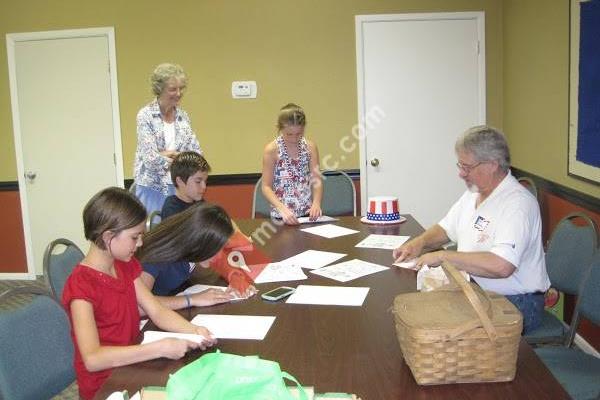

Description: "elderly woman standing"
133 63 202 214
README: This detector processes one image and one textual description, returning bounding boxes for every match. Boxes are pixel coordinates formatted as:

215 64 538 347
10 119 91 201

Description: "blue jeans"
135 184 175 215
505 292 545 334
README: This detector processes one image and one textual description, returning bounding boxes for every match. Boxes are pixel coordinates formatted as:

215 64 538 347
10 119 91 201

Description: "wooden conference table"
95 216 569 400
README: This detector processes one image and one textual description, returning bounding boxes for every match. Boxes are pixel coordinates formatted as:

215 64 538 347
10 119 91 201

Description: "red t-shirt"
62 258 142 400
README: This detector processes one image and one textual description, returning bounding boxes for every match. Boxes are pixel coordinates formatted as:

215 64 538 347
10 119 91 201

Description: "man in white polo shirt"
393 125 550 334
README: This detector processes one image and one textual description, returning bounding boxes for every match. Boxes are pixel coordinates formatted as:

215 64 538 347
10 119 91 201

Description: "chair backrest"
517 176 538 199
321 170 356 216
252 171 357 218
128 181 137 194
252 177 271 218
578 253 600 327
43 238 85 301
545 212 599 296
0 286 75 400
564 252 600 347
146 210 162 231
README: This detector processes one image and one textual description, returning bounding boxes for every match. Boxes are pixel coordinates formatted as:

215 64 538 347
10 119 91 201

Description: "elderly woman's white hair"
455 125 511 172
150 63 187 96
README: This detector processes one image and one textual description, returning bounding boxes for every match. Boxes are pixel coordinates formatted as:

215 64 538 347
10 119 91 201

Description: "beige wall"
0 0 503 180
503 0 600 198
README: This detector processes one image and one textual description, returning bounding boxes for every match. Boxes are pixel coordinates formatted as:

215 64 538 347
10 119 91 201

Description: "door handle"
370 158 380 167
25 171 37 181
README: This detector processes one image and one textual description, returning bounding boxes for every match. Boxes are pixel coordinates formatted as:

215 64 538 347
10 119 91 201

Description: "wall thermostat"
231 81 257 99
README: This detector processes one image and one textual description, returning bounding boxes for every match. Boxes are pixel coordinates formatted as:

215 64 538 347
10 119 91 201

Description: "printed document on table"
177 284 251 301
300 224 359 238
286 285 370 306
277 249 347 270
355 234 410 250
310 259 388 282
297 215 338 224
254 263 308 284
191 314 276 340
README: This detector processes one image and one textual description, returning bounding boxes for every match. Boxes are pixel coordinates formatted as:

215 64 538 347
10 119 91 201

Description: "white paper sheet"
286 285 370 306
297 215 338 224
139 319 148 330
393 258 418 270
355 234 410 250
191 314 276 340
300 224 359 238
277 249 347 270
177 284 251 301
106 391 140 400
141 330 210 345
310 259 389 282
254 263 308 284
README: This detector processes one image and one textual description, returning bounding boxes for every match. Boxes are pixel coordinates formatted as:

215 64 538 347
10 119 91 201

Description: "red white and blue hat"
361 196 406 225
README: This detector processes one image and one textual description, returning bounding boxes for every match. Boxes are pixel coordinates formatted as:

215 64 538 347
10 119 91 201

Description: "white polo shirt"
439 172 550 295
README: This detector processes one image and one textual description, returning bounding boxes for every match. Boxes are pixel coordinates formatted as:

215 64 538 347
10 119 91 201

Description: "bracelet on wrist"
184 294 192 308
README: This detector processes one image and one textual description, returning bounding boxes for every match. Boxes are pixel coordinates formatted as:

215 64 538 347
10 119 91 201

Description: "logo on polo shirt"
473 215 490 231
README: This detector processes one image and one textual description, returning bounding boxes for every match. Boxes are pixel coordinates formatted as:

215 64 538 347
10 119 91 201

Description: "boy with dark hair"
142 151 257 304
161 151 210 219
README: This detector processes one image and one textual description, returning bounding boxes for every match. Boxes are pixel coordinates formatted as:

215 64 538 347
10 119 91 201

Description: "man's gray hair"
455 125 511 172
150 63 187 96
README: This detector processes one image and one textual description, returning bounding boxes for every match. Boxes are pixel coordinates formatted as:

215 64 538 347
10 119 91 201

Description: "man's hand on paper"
414 250 445 269
393 236 425 263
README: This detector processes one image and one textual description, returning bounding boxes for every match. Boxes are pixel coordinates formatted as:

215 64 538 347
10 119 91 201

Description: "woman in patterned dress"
261 103 322 225
133 63 202 214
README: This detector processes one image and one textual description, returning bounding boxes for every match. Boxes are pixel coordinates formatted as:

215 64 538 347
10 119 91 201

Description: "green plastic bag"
166 350 307 400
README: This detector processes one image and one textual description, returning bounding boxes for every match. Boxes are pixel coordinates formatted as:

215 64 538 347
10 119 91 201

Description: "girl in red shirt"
62 187 220 400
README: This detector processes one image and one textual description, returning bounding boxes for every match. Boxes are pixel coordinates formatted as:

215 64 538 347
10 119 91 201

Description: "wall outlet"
232 81 257 99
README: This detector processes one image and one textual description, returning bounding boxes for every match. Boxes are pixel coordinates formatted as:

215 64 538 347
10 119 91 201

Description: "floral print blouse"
270 135 312 219
133 100 202 195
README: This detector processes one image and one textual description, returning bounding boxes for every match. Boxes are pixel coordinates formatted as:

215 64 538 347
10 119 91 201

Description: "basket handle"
442 262 498 342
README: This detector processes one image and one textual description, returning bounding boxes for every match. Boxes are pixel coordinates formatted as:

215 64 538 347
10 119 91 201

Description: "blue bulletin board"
569 0 600 184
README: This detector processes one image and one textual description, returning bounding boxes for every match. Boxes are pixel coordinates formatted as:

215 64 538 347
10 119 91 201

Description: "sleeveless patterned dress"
270 135 312 219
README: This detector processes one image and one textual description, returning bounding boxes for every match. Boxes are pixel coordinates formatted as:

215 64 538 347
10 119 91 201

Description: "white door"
6 28 124 278
356 13 486 228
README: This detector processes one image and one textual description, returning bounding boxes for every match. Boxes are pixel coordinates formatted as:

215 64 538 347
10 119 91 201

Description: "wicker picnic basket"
393 263 522 385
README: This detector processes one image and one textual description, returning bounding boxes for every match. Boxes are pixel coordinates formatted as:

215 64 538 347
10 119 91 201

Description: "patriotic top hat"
361 196 406 225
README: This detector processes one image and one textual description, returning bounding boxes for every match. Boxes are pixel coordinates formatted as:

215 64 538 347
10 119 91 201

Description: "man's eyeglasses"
456 161 484 173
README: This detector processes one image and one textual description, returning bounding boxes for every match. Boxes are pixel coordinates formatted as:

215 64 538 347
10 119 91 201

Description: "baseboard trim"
0 272 36 280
